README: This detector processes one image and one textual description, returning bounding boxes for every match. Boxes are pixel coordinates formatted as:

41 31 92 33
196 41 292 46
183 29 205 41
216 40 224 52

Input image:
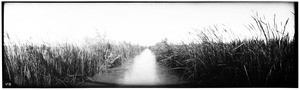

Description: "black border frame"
1 1 298 88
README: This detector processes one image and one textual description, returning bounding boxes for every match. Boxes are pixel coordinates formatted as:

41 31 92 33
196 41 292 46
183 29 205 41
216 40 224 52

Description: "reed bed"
3 35 145 87
149 14 296 87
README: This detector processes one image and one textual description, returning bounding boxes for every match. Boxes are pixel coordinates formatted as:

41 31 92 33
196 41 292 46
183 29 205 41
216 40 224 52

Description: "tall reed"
3 34 144 87
150 13 296 87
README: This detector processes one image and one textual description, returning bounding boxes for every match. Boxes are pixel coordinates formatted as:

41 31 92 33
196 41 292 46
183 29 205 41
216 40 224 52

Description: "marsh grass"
149 14 296 87
3 35 145 87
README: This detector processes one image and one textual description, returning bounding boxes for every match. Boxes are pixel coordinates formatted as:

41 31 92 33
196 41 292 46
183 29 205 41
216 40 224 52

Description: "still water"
120 49 161 85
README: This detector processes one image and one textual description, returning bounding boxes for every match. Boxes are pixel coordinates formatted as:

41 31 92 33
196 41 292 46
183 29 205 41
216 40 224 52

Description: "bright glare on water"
120 49 160 85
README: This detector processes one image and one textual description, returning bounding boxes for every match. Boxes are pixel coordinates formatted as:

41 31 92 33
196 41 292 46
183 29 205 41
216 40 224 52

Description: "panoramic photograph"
2 2 297 88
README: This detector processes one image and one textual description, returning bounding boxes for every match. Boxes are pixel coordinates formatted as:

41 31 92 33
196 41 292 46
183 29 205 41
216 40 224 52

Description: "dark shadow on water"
78 80 194 88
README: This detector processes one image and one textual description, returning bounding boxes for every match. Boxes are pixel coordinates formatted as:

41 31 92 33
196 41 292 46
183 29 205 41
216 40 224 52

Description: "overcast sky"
4 3 295 46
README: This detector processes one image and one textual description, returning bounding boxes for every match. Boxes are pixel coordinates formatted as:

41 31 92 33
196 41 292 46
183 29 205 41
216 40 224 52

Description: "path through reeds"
80 48 187 87
120 48 160 85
